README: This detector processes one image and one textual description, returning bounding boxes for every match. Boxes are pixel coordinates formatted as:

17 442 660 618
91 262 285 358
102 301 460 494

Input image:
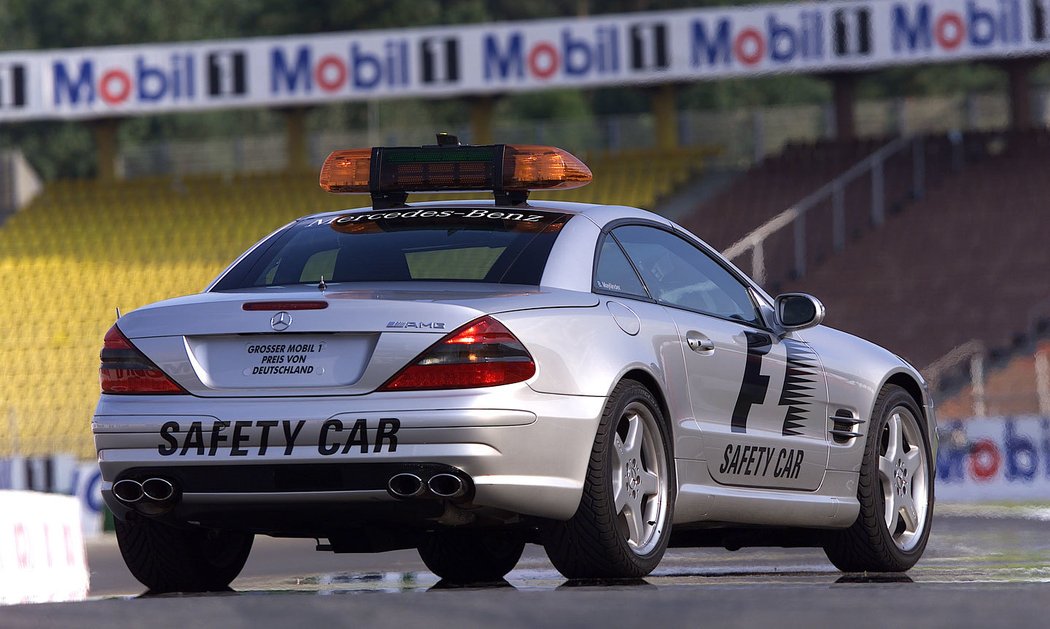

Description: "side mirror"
775 293 825 331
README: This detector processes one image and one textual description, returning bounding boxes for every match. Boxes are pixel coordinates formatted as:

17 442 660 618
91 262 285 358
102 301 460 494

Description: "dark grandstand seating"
683 135 965 295
783 129 1050 369
685 138 890 251
680 128 1050 372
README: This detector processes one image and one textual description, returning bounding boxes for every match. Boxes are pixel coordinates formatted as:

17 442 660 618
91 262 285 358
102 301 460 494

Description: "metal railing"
923 340 988 417
721 135 925 286
925 298 1050 418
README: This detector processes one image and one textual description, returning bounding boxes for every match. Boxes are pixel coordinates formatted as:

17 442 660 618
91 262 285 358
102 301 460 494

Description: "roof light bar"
318 136 591 208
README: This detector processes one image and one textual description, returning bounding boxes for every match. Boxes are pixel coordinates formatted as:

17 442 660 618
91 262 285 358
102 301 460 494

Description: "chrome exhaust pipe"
428 473 467 499
141 477 175 502
113 479 144 504
387 473 426 499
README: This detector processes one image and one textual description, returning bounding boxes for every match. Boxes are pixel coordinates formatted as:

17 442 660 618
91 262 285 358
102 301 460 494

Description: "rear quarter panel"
496 297 703 461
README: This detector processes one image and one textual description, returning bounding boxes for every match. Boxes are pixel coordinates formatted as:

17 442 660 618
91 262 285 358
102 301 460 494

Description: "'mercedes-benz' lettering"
718 443 805 479
327 208 545 225
157 418 399 456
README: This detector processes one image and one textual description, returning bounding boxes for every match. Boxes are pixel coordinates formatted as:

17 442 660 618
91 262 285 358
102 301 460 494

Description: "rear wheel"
417 529 525 583
824 384 933 572
544 380 674 579
115 516 254 593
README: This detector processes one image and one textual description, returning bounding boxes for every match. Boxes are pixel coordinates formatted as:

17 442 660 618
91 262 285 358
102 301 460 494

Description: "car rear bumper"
93 386 606 527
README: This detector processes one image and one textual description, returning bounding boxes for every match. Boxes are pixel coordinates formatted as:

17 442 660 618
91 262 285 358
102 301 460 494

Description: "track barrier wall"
0 491 90 605
0 456 103 538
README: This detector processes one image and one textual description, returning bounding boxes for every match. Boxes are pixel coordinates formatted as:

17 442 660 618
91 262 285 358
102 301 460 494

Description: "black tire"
824 384 934 572
544 379 675 579
417 529 525 584
115 516 254 593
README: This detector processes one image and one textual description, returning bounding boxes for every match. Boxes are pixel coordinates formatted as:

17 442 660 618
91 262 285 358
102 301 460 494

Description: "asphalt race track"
5 507 1050 629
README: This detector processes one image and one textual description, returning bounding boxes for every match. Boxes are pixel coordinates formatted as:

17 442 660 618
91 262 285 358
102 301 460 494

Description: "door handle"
686 331 715 354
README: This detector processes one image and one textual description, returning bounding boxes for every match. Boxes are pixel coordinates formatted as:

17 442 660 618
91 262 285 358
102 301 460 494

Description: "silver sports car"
95 140 936 591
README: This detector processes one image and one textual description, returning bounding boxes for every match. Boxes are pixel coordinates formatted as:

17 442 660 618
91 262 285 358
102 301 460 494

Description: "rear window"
213 207 570 290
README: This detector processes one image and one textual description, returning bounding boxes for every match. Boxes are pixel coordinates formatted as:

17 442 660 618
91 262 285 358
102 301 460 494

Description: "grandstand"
682 128 1050 418
935 341 1050 420
0 147 710 458
683 138 894 253
781 130 1050 369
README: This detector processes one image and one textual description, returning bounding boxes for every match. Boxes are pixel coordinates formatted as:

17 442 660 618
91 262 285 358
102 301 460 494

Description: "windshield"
212 207 570 290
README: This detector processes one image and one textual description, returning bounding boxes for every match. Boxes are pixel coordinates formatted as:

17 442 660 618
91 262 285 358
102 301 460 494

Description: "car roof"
298 199 674 231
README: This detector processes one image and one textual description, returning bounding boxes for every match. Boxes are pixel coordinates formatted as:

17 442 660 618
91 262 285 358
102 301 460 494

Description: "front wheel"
824 384 934 572
544 380 675 579
115 516 253 593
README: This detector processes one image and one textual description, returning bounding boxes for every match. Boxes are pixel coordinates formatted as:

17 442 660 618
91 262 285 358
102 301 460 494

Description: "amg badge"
386 321 446 329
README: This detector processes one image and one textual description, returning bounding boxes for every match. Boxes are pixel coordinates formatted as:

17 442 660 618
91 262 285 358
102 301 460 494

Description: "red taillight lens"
99 325 186 394
379 316 535 391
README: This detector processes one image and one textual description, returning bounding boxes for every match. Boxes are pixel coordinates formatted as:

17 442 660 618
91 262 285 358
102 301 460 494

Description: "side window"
594 237 648 298
613 225 760 325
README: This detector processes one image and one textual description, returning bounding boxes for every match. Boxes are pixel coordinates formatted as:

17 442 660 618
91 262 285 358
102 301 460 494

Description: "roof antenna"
436 132 460 146
318 275 327 293
115 307 121 319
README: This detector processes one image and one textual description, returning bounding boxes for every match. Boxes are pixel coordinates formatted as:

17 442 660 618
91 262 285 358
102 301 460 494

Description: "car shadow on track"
834 574 915 585
132 574 664 598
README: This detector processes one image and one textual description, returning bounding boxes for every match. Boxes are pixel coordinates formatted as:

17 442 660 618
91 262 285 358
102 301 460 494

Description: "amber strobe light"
502 145 592 190
100 325 186 394
380 316 535 391
318 144 591 196
318 148 372 193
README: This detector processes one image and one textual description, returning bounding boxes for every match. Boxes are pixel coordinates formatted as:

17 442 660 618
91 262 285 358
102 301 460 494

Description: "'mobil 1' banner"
937 417 1050 502
1 0 1048 121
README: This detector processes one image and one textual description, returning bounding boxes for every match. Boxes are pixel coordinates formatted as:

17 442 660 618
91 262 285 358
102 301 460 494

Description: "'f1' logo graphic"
0 63 26 109
207 51 247 97
420 37 459 84
833 7 872 57
630 23 668 70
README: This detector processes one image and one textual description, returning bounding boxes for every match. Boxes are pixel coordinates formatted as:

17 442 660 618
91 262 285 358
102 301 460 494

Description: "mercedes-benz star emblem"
270 311 292 332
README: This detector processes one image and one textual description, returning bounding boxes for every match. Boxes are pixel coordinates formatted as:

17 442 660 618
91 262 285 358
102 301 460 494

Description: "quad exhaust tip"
387 473 426 499
428 473 467 499
113 479 144 503
141 477 175 502
387 472 471 501
112 477 179 515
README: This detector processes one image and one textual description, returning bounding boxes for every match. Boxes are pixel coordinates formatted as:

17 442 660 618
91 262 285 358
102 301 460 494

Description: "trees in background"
0 0 1018 178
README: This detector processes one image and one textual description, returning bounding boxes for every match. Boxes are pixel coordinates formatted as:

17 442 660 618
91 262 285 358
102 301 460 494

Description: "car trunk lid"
115 284 596 397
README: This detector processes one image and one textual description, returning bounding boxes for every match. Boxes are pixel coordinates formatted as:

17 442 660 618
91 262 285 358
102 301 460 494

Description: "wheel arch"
618 368 671 429
877 369 938 469
883 372 926 421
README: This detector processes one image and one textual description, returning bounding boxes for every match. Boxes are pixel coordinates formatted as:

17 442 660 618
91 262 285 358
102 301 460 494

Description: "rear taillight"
100 325 186 394
379 316 535 391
